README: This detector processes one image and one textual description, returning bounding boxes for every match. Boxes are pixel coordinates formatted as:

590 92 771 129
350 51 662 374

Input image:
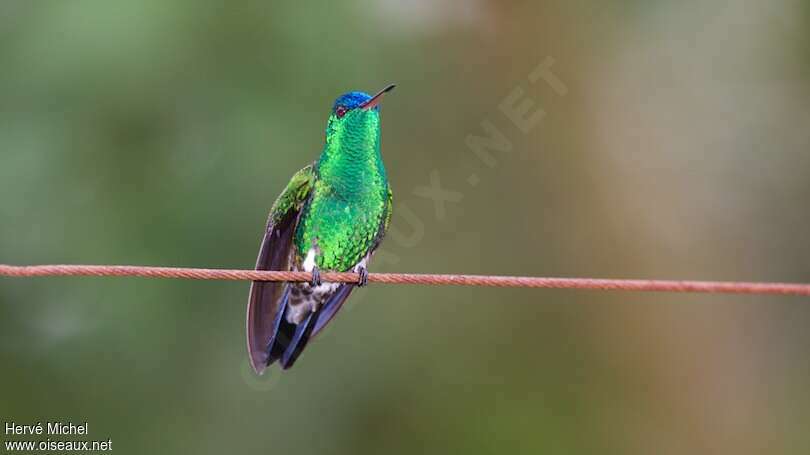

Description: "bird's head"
325 84 395 144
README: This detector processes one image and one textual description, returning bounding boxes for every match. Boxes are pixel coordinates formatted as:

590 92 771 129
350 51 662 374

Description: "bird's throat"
317 116 385 197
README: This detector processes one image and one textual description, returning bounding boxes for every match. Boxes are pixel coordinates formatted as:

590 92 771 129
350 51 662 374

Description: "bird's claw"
357 267 369 287
310 267 322 287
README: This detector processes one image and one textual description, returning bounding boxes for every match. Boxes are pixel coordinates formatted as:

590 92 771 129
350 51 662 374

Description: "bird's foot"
357 266 369 287
310 267 322 287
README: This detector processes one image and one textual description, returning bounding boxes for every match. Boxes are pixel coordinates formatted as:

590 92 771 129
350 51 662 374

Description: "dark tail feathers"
264 283 356 370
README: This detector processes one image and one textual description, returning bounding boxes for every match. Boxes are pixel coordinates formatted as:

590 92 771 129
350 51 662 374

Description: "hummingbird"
246 85 395 374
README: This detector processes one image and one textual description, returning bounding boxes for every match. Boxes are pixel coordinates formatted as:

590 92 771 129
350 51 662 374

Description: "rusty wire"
1 264 808 296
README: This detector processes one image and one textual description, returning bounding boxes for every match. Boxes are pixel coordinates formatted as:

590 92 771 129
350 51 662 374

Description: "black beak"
360 84 396 110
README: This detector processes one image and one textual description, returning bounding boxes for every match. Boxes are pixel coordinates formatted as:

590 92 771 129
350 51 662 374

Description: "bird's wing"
309 283 356 340
246 164 315 374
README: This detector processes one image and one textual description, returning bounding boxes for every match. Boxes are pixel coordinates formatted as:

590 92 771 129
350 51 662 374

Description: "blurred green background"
1 1 809 453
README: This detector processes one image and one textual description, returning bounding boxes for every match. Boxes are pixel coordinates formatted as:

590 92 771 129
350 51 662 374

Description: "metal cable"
1 264 808 296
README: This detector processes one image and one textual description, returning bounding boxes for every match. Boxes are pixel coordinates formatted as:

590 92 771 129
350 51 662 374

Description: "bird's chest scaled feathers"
294 178 386 271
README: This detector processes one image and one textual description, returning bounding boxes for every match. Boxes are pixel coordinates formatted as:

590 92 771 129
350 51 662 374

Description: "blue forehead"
333 91 372 110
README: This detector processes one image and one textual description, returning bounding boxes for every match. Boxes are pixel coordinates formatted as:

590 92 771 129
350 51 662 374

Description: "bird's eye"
335 106 348 118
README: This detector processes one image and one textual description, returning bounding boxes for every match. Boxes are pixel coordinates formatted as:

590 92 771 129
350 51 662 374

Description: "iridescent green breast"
293 105 390 271
294 178 388 271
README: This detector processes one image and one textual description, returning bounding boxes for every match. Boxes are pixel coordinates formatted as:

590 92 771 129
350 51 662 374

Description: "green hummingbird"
246 85 395 374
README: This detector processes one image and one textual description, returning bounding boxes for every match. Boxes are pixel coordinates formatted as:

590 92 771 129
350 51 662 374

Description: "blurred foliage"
1 1 809 454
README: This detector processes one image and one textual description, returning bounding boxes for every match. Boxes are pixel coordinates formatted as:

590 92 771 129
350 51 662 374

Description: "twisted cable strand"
0 264 808 296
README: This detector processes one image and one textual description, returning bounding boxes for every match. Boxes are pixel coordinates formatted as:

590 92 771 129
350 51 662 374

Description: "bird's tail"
270 283 355 369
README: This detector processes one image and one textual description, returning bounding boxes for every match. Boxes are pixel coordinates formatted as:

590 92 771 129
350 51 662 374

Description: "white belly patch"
285 249 370 324
302 248 317 272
